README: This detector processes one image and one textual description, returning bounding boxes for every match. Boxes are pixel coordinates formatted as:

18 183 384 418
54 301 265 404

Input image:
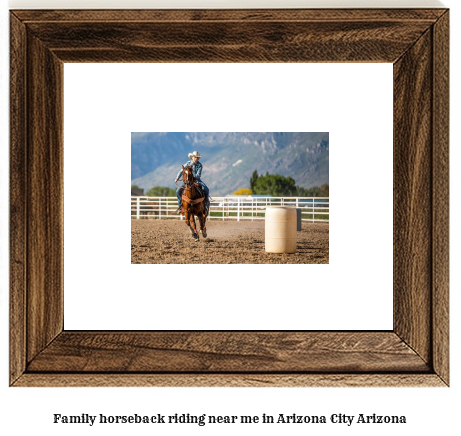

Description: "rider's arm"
195 162 202 180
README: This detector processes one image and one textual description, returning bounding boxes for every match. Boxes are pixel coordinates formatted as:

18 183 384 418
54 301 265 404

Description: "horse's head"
182 165 194 187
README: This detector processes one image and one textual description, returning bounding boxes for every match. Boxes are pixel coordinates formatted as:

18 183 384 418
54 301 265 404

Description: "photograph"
131 132 329 264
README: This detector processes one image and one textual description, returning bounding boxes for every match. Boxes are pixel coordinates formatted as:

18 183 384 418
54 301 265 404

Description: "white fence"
131 196 329 222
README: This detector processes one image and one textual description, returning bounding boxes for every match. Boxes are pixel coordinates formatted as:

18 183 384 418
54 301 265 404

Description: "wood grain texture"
27 332 429 373
26 34 64 362
9 13 27 386
432 11 449 385
13 373 446 388
27 21 432 63
393 29 433 365
12 9 447 23
9 9 449 387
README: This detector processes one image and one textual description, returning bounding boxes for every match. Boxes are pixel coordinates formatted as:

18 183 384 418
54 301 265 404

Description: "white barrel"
265 206 297 253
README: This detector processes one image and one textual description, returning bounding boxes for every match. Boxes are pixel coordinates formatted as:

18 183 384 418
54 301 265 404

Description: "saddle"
194 183 210 214
181 184 205 207
194 182 205 198
180 182 208 213
195 183 211 214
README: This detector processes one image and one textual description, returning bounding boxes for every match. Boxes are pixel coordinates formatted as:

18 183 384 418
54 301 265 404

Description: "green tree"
146 186 176 197
253 173 297 197
296 184 329 197
296 186 309 196
131 184 139 189
249 171 329 198
250 170 259 192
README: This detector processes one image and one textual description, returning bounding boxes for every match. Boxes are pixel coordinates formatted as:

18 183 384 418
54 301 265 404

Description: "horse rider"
175 151 210 214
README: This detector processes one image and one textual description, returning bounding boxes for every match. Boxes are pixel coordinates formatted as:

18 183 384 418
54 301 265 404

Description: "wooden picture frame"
10 9 449 387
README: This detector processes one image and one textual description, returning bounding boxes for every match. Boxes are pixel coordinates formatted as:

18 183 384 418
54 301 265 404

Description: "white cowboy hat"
188 151 202 159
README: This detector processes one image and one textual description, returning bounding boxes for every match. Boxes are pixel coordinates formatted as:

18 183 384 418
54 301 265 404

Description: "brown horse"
180 165 208 240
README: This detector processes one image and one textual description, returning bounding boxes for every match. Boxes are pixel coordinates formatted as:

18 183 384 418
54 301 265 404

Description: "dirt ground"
131 219 329 264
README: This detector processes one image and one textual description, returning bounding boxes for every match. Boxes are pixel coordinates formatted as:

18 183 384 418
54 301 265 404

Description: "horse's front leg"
184 208 195 238
186 209 199 240
199 206 207 238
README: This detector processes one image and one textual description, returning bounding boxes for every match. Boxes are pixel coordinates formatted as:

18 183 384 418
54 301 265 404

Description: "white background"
1 1 459 436
64 63 392 331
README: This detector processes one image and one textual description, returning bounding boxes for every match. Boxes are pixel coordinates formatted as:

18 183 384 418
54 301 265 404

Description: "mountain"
131 132 329 196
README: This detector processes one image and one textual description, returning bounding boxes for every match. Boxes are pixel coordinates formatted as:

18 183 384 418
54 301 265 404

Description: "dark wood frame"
10 9 449 387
